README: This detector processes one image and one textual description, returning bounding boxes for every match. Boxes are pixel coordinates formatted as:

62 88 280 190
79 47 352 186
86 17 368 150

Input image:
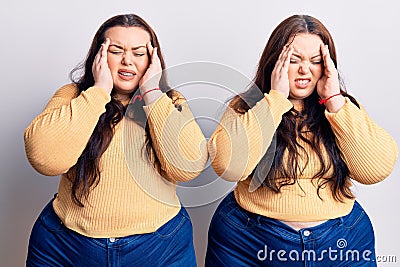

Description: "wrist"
318 92 342 105
324 95 345 113
94 82 112 94
130 87 162 104
142 88 161 97
140 82 160 94
141 87 162 105
271 88 289 98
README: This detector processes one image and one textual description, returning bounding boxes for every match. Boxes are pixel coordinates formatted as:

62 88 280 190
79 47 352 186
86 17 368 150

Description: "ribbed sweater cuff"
82 86 112 113
324 97 359 130
142 93 170 118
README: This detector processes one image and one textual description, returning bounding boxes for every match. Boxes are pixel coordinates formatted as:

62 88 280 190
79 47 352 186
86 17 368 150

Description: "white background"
1 0 399 266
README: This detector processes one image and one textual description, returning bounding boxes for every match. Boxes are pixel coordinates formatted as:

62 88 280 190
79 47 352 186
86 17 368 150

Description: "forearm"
143 93 208 182
209 91 293 182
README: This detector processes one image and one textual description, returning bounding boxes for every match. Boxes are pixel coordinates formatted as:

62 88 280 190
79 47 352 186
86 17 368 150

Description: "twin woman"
24 14 398 266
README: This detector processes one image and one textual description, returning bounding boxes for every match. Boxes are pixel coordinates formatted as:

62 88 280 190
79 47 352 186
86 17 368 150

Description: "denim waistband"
43 194 188 247
227 191 361 242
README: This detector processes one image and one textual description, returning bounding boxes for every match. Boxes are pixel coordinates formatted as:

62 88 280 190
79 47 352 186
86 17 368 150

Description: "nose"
122 52 133 66
298 61 311 74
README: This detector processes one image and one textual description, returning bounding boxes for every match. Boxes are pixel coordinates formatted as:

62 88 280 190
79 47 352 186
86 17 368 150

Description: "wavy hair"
230 15 359 201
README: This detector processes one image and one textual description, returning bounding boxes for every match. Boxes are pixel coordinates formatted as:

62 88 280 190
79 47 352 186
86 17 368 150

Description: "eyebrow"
311 54 322 59
109 44 147 50
291 52 322 59
291 53 302 58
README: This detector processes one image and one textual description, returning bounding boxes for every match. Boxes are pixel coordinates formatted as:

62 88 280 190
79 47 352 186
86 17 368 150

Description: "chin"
290 94 308 100
290 90 314 99
115 85 139 92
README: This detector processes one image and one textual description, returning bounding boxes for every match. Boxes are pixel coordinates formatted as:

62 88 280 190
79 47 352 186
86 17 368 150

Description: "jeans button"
109 237 116 242
303 230 311 237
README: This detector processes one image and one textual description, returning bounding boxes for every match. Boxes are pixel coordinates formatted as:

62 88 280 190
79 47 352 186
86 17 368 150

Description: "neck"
113 93 132 105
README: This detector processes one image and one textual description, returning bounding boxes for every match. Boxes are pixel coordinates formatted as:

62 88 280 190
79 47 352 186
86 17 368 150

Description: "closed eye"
110 50 123 54
311 55 322 64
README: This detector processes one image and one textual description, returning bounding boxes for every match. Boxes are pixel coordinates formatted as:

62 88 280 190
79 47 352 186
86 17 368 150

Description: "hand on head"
271 44 293 98
270 40 341 104
139 41 162 94
92 38 113 94
316 43 340 99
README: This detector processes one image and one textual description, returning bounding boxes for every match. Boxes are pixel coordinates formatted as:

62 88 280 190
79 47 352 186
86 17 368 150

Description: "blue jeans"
26 197 196 267
205 191 376 267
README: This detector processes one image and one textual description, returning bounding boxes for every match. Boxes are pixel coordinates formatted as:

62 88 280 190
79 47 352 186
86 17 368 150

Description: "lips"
118 69 136 81
294 78 311 89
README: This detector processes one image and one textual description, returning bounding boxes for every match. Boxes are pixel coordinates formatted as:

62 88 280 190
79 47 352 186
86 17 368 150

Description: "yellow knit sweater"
24 84 208 237
208 90 398 221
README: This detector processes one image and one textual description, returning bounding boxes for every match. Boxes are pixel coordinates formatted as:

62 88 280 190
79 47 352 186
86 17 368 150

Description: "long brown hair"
231 15 359 201
69 14 179 206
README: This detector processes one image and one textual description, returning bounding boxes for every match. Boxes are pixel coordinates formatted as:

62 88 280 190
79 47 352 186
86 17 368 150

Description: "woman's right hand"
92 38 113 94
270 44 293 98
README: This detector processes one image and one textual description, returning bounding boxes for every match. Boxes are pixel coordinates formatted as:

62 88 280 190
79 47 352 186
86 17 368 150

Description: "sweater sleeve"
208 90 293 182
24 84 111 176
325 97 398 184
142 92 208 183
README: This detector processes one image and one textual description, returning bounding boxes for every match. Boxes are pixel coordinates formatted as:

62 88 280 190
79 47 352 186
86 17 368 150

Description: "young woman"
206 14 398 266
25 14 207 266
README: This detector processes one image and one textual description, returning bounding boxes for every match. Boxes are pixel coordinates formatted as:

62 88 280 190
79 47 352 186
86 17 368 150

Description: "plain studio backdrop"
1 0 399 266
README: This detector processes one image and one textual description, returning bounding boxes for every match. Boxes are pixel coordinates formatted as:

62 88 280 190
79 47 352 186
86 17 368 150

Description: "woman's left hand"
316 44 340 98
139 42 162 93
317 44 345 112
